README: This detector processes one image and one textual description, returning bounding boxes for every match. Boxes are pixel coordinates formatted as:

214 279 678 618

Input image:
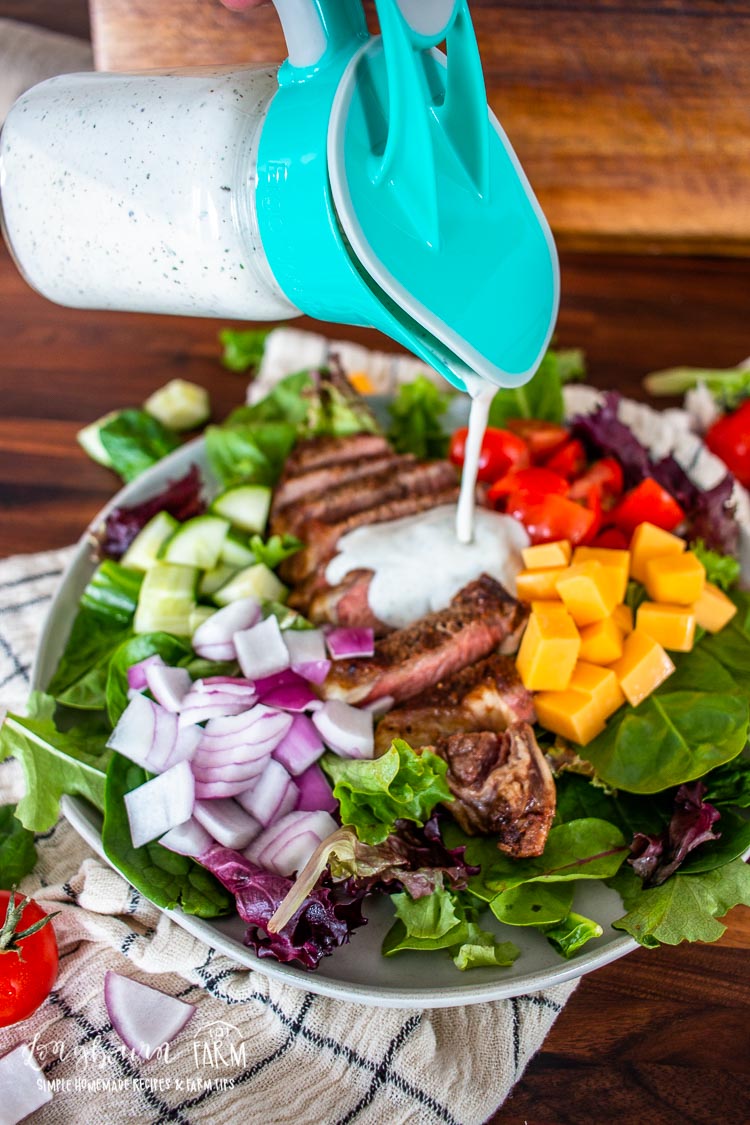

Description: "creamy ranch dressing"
325 504 529 629
456 378 497 544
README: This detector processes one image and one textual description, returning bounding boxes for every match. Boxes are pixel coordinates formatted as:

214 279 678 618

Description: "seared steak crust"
282 433 391 478
272 453 413 515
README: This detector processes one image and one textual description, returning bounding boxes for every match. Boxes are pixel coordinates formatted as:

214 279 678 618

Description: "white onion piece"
247 810 339 876
193 798 261 849
295 762 338 814
0 1043 52 1122
235 616 290 679
272 713 324 776
127 653 165 692
159 816 213 857
145 664 192 713
192 596 261 655
104 972 195 1060
283 629 331 684
124 760 195 848
325 627 375 660
235 759 298 827
312 700 374 759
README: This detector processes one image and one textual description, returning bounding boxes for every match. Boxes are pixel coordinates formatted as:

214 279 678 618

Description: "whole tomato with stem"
0 889 59 1027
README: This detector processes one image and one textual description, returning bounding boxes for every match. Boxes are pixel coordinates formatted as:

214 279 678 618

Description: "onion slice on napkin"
104 972 195 1059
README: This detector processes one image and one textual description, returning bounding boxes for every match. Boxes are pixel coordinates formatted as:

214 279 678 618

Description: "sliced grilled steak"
282 433 391 478
374 652 534 754
306 570 390 634
272 453 413 516
432 723 556 857
321 576 527 706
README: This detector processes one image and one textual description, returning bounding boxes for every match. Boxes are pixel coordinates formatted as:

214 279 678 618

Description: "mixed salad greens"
2 343 749 975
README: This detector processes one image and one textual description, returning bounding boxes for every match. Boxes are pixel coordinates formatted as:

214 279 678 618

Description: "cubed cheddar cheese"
612 603 634 635
348 371 376 395
522 540 572 570
578 616 624 665
516 567 567 601
610 629 675 707
571 546 630 603
516 607 580 691
629 522 685 584
569 661 626 718
636 601 696 652
555 561 620 626
691 582 738 633
644 552 705 606
534 689 608 746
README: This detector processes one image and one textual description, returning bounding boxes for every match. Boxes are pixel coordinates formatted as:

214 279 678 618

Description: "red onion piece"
252 668 302 694
107 695 174 772
193 798 260 849
195 777 266 800
295 762 338 814
127 653 165 692
124 760 195 848
235 616 290 680
191 641 236 663
312 700 374 759
104 972 195 1060
198 704 293 756
161 724 203 771
362 695 395 718
235 759 298 827
259 682 322 713
192 597 261 658
246 810 339 876
191 759 267 784
159 816 214 857
0 1044 52 1121
193 676 256 695
284 629 331 684
325 627 375 660
145 664 192 713
272 713 325 776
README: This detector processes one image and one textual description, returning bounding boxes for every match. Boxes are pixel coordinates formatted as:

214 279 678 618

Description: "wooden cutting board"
89 0 750 256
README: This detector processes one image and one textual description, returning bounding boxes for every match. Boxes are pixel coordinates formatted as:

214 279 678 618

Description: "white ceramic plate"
32 436 645 1007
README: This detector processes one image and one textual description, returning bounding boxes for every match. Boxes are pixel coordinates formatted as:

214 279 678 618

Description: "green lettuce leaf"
219 327 272 374
0 805 37 887
490 881 574 926
541 912 603 959
98 409 180 483
487 347 585 428
205 419 297 489
689 540 741 592
386 375 453 459
382 887 519 969
450 924 520 971
105 632 191 726
321 740 452 845
249 533 303 570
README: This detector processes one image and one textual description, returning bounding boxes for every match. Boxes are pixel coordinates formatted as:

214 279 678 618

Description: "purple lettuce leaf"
198 844 368 969
629 781 721 887
94 465 205 559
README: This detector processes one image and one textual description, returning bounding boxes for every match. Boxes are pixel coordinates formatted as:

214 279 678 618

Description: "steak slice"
272 453 413 516
282 433 391 478
374 653 534 755
432 723 556 858
320 575 527 706
305 570 390 635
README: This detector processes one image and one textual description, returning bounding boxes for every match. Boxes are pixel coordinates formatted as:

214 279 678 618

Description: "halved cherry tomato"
505 490 597 546
448 426 529 483
544 438 587 480
487 466 569 507
588 526 630 550
505 419 570 463
579 491 603 545
610 477 685 536
705 400 750 488
568 457 624 507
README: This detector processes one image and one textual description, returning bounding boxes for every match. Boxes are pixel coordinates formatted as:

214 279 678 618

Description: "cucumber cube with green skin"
220 529 257 568
121 511 179 571
199 563 237 597
76 410 120 468
160 515 230 570
213 563 287 607
211 485 272 534
134 562 198 635
143 379 210 431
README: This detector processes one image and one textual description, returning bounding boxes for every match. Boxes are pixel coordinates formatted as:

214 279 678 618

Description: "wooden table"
1 238 749 1121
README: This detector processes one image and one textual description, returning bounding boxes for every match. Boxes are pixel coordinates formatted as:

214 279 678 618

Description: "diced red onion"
235 616 290 680
0 1044 52 1122
192 676 256 695
194 777 265 800
191 759 267 783
159 816 214 857
259 681 322 713
272 713 325 776
252 668 302 695
246 810 339 876
162 724 203 771
191 641 236 663
235 759 298 827
197 705 293 757
295 762 338 814
362 694 395 718
284 629 331 684
312 700 374 759
127 654 165 692
193 798 261 849
107 694 190 773
192 597 261 659
104 972 195 1060
325 627 375 660
124 760 195 848
145 664 192 713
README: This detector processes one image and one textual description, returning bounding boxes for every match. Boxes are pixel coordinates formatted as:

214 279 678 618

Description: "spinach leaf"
700 592 750 700
490 881 574 927
487 347 583 428
105 632 191 726
677 810 750 874
554 773 671 839
0 805 37 886
219 327 272 374
689 540 741 592
56 665 109 711
386 375 453 459
703 756 750 809
541 912 603 959
102 755 232 918
205 420 298 489
99 409 180 483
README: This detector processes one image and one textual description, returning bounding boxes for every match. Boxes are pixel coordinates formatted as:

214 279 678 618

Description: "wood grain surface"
87 0 750 255
1 236 749 1121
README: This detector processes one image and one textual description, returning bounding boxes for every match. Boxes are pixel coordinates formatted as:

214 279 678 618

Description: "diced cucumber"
213 563 287 607
76 410 120 468
134 562 198 635
189 605 217 632
121 511 179 571
220 529 257 568
199 563 237 597
143 379 211 431
160 515 229 570
211 485 271 534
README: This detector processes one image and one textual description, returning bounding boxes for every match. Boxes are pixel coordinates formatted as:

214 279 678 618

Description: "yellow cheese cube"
516 608 581 692
530 600 572 619
612 603 634 635
644 552 705 606
522 540 572 570
629 522 685 583
578 616 624 665
636 602 696 652
555 561 620 626
569 661 626 718
348 371 376 395
691 582 738 633
611 629 675 707
572 547 630 603
516 567 567 602
534 689 608 746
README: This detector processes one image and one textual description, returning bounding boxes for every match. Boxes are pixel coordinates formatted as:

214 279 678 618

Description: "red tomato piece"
0 890 59 1027
486 467 569 507
505 490 597 546
544 438 587 479
568 457 625 506
449 427 529 483
610 478 685 536
505 419 570 463
589 527 630 550
705 400 750 488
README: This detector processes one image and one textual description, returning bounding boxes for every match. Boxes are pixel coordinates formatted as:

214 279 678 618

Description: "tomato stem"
0 887 59 958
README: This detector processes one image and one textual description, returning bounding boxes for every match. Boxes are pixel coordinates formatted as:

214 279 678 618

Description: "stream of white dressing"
455 377 498 545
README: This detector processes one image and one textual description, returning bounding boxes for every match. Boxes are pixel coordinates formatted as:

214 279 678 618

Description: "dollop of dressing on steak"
325 505 528 629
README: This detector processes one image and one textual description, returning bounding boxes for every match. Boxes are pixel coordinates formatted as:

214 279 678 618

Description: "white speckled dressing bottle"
0 65 299 319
